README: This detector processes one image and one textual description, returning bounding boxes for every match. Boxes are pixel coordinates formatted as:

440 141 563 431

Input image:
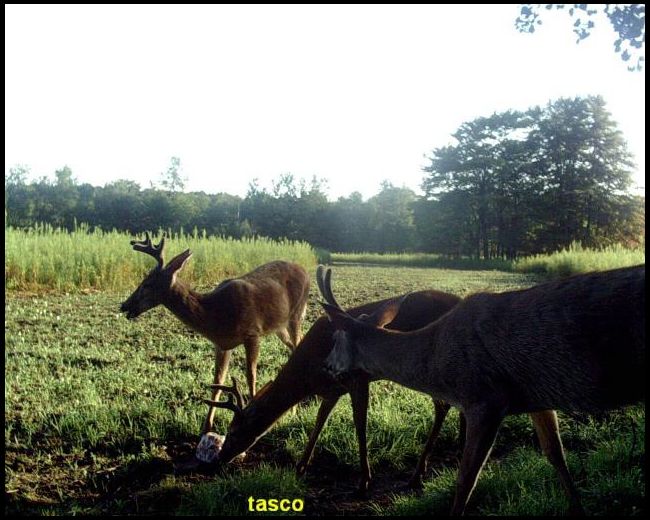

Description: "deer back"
459 263 646 413
200 260 310 343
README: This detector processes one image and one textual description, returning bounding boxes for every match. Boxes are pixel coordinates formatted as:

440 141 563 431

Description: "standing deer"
119 232 310 436
322 264 645 515
211 267 581 507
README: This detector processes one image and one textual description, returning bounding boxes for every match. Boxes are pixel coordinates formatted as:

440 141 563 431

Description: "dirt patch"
5 437 460 516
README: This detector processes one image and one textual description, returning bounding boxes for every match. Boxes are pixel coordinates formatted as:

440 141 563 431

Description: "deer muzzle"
323 331 355 378
119 299 140 320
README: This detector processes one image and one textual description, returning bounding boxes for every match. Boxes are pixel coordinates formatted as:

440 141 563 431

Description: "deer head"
205 378 277 464
324 300 408 377
318 267 408 378
319 303 361 377
119 232 193 320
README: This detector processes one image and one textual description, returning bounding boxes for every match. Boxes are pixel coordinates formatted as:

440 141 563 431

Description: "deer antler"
316 265 342 309
130 232 166 269
208 376 246 410
203 393 243 418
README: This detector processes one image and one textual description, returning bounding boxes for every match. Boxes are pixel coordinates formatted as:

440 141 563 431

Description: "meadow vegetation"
512 241 646 278
333 241 644 278
5 250 644 515
5 224 317 293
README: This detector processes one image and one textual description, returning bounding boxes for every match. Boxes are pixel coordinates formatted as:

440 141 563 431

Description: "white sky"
5 4 645 200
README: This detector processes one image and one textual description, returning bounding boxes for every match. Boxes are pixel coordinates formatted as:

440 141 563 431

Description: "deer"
322 264 645 515
210 267 582 506
119 232 311 440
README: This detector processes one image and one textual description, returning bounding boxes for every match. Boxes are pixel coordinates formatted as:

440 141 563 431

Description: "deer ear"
164 249 192 277
367 293 409 328
320 302 355 331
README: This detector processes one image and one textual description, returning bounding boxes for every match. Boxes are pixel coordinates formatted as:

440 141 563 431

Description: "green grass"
4 223 317 293
332 243 644 277
513 241 645 277
177 464 307 515
5 264 645 516
374 408 645 516
6 224 643 294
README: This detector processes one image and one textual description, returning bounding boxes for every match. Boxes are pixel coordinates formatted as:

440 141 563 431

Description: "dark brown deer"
322 264 645 515
210 267 582 506
119 232 310 435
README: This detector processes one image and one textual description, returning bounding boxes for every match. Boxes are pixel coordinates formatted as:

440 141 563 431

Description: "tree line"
5 96 644 258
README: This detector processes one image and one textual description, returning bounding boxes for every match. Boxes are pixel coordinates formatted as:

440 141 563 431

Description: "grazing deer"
210 267 460 495
322 264 645 515
211 267 581 504
119 232 310 435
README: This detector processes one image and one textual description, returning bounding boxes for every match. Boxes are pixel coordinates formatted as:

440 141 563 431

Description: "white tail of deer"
322 264 645 515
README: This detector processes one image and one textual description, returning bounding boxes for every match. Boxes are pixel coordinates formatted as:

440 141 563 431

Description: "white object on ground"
195 432 225 463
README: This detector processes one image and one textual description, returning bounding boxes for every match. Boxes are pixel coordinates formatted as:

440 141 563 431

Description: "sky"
4 4 645 200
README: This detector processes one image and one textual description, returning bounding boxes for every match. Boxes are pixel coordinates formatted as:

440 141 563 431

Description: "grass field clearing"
5 263 644 515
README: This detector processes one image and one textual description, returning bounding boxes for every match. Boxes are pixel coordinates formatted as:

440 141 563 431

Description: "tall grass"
514 242 645 277
5 223 318 292
333 243 644 278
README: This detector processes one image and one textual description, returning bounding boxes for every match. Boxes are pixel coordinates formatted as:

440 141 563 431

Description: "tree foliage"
5 96 643 256
156 156 187 193
516 4 645 71
420 96 639 258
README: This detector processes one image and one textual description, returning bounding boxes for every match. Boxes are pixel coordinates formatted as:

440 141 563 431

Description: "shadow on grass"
332 259 514 272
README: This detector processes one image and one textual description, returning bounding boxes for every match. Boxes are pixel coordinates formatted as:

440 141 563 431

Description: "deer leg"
274 330 299 415
458 411 467 452
276 329 296 352
296 396 340 476
290 295 308 347
408 400 451 489
449 405 505 516
349 379 372 498
530 410 585 516
201 347 232 434
244 337 260 399
288 313 304 347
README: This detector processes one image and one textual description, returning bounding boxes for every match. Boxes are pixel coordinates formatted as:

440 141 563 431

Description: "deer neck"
242 371 311 441
354 325 438 395
244 331 328 430
162 279 208 331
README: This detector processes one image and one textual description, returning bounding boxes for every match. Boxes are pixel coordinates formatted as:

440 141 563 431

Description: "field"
333 242 645 277
5 263 645 516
